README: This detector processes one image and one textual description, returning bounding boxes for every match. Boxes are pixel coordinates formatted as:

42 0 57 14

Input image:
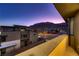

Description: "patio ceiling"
54 3 79 19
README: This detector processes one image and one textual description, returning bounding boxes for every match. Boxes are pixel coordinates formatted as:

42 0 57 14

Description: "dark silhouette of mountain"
29 22 68 33
30 22 55 29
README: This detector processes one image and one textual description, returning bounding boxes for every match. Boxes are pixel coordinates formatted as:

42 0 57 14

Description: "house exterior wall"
0 31 21 56
0 39 20 55
20 31 30 40
30 31 38 43
0 25 38 55
1 31 20 42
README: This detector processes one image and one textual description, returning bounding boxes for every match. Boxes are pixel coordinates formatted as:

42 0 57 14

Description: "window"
20 29 25 31
2 37 6 42
1 48 6 56
34 33 36 35
21 34 27 38
0 32 1 35
0 36 6 42
23 34 27 37
70 19 74 35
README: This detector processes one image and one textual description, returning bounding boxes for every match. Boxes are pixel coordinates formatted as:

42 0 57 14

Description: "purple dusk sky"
0 3 65 26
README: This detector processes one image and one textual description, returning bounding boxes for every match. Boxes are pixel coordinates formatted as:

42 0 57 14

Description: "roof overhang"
54 3 79 19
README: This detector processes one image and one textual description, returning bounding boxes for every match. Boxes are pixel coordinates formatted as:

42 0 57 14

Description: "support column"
67 17 75 49
74 12 79 53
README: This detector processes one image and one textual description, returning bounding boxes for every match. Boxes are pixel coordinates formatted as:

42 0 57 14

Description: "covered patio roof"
54 3 79 19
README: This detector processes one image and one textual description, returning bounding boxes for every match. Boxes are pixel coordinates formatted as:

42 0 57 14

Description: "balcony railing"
16 34 78 56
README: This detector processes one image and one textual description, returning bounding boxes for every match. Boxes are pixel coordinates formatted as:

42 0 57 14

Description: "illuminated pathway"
64 46 78 56
49 34 78 56
16 34 78 56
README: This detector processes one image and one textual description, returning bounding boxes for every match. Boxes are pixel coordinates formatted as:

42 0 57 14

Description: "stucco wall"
1 31 20 42
74 12 79 53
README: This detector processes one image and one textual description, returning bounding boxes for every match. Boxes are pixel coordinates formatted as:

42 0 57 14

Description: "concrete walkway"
64 46 78 56
48 34 78 56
